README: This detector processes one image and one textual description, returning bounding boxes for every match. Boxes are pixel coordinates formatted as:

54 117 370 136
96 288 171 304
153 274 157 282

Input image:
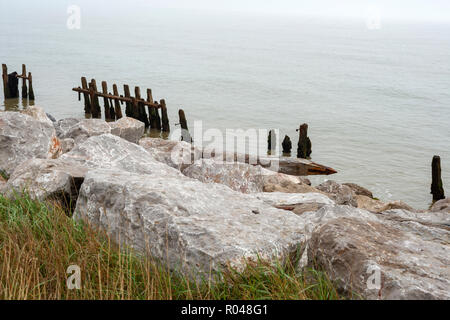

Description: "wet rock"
316 180 357 207
0 112 62 176
46 113 57 122
61 134 181 177
307 208 450 300
20 106 53 125
74 168 307 277
3 158 87 212
108 117 145 144
431 198 450 213
59 119 111 144
343 183 373 198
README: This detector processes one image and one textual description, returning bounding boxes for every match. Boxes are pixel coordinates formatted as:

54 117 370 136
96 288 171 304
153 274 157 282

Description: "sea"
1 1 449 209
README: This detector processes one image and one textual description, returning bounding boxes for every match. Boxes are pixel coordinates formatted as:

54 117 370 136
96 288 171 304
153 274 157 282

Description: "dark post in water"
431 155 445 202
297 123 312 159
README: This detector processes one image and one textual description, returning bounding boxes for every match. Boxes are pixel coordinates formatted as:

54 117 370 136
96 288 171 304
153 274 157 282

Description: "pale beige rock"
307 210 450 300
59 119 111 144
355 195 385 213
316 180 357 207
60 138 75 154
108 117 145 144
343 183 373 198
379 200 415 213
20 106 53 125
0 112 62 176
74 168 308 278
431 198 450 213
3 158 87 210
139 137 202 171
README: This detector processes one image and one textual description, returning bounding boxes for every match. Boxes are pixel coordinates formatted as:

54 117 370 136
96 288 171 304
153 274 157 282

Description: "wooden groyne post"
297 123 312 159
2 64 35 100
282 135 292 155
267 130 277 154
73 77 174 134
431 155 445 202
179 109 191 142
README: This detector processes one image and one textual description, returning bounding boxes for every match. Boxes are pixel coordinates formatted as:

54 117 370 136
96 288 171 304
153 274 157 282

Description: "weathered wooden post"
160 99 170 132
123 85 132 117
154 101 162 131
101 81 111 120
112 84 123 119
134 86 149 126
147 89 160 130
297 123 312 159
179 109 191 142
8 72 19 98
89 81 100 118
28 72 35 100
282 135 292 155
1 64 10 99
431 155 445 202
81 77 91 114
21 65 28 98
267 129 277 154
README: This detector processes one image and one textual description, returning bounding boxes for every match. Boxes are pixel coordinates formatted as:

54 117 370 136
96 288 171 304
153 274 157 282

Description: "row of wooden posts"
2 64 35 100
73 77 191 139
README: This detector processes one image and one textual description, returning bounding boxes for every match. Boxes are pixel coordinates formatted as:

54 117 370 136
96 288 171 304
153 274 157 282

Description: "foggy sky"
2 0 450 23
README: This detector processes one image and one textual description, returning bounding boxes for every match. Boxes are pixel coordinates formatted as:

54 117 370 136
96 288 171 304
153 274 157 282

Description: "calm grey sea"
1 2 449 208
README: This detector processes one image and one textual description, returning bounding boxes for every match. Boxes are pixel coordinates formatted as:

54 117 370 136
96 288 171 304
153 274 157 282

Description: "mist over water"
1 3 449 209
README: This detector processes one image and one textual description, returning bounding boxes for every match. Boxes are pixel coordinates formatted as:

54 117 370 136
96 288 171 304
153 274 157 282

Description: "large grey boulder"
108 117 145 144
74 168 307 277
3 158 87 210
61 134 181 177
54 118 81 138
304 205 450 300
0 112 62 176
59 119 111 144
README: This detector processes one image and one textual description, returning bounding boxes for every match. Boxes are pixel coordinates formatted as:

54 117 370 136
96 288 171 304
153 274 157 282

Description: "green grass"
0 193 341 300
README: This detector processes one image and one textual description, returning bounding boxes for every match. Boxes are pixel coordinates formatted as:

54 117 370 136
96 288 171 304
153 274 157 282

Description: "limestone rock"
316 180 357 207
139 137 202 171
354 195 385 213
431 198 450 213
54 118 80 138
293 203 326 215
3 158 87 210
379 200 415 213
59 119 111 143
60 138 75 154
0 112 62 176
254 192 334 210
182 159 266 193
304 205 450 300
20 106 53 125
74 168 307 277
343 183 373 198
61 134 181 178
108 117 145 144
